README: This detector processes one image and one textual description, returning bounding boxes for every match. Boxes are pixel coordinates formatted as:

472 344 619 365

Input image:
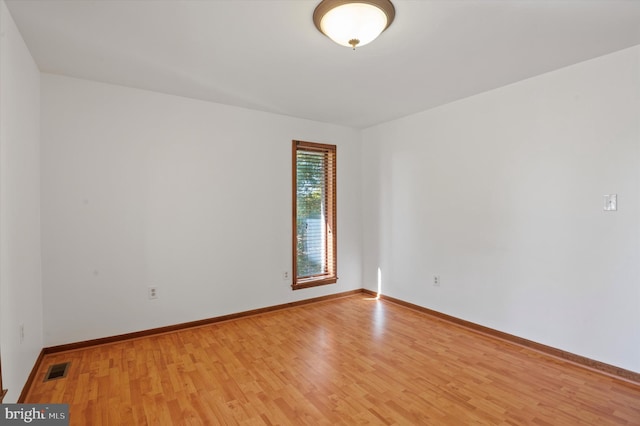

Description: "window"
292 140 337 290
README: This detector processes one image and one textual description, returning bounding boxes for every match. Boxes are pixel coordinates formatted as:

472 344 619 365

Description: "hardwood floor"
26 295 640 425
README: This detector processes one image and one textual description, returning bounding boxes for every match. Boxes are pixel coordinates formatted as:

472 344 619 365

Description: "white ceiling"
6 0 640 129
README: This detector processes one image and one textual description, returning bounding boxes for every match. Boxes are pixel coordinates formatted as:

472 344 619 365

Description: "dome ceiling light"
313 0 396 50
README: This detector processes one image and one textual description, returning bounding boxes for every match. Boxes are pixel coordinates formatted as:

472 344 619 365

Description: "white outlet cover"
604 194 617 211
148 287 158 299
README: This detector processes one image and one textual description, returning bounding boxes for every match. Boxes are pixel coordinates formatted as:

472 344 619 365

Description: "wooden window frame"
0 355 6 403
292 140 337 290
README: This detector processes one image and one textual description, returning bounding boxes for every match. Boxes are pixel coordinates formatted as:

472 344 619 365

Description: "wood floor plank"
25 295 640 425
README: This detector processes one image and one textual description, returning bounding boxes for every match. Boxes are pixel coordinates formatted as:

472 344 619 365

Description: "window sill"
292 276 337 290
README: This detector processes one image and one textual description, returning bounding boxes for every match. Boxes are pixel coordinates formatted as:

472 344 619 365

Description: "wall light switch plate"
603 194 617 211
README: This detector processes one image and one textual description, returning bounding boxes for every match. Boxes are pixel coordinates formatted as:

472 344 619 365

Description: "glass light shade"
320 3 389 48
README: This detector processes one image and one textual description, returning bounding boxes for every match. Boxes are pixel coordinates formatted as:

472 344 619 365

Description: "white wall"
41 74 362 346
362 46 640 373
0 0 43 402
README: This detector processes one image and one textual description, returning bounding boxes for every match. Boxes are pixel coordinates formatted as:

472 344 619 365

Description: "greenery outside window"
292 140 337 290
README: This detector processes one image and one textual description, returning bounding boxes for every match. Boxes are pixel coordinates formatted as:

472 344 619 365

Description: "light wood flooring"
26 295 640 425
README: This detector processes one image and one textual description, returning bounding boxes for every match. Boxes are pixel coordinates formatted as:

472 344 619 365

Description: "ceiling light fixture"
313 0 395 50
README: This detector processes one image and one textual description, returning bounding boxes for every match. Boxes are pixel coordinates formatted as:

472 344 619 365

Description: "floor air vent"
44 362 70 381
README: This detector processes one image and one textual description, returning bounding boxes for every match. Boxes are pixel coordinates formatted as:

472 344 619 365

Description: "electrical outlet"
19 323 25 343
433 275 440 287
148 287 158 300
283 271 290 280
604 194 617 211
